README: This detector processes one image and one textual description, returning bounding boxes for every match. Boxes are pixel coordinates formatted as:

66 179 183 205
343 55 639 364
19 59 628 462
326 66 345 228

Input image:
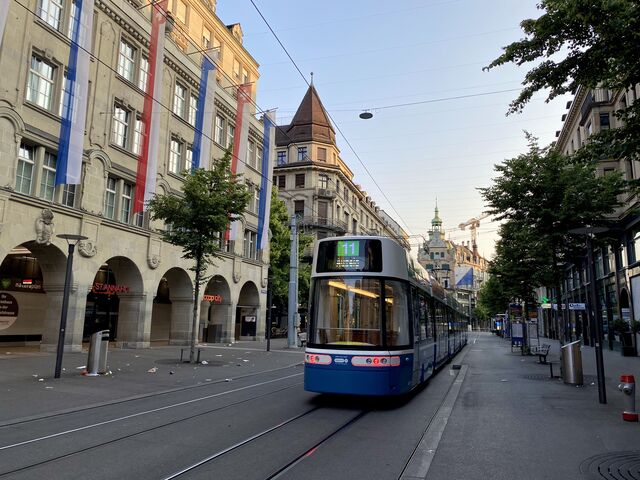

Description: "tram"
304 236 469 396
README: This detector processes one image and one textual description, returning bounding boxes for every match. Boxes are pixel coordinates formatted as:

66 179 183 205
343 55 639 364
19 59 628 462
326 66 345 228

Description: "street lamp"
54 233 88 379
568 226 608 404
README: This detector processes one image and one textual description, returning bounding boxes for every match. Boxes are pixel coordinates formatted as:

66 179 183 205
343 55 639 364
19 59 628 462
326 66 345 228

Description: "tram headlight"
305 353 332 365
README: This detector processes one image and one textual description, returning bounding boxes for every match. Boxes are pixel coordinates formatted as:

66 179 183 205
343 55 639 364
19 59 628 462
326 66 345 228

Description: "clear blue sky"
217 0 570 259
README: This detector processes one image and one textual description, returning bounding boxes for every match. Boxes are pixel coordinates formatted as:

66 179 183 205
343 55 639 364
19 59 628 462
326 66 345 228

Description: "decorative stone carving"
147 255 160 269
78 240 97 257
35 209 54 245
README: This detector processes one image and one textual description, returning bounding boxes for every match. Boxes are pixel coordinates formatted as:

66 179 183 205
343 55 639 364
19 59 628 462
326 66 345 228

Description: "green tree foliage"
485 0 640 160
147 152 250 361
267 190 313 323
477 275 510 318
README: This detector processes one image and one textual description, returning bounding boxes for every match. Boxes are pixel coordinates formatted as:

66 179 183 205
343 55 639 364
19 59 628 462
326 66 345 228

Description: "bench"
531 343 551 364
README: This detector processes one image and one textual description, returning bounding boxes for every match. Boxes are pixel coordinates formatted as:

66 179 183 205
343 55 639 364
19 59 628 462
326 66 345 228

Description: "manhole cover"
580 451 640 479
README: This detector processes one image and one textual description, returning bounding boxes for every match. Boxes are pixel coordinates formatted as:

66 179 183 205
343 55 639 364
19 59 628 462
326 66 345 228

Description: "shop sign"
203 294 223 303
0 292 18 331
569 303 586 311
92 283 130 295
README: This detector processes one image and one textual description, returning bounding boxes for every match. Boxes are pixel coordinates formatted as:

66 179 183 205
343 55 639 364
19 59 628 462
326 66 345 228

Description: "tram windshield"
309 277 410 348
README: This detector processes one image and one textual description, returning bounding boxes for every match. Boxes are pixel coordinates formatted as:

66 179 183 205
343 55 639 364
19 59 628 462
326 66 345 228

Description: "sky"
217 0 571 260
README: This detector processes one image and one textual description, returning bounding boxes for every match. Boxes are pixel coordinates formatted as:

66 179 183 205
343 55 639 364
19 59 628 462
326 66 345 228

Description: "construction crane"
459 213 490 249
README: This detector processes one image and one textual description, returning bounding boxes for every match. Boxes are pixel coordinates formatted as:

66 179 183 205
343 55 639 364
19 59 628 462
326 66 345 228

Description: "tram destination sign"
316 239 382 273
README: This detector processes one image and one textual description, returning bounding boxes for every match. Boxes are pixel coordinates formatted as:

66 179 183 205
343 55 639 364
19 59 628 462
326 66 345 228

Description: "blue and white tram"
304 236 468 396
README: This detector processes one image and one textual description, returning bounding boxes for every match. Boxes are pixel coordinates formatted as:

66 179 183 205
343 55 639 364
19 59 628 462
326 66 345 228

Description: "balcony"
315 188 336 199
580 88 612 125
299 216 347 234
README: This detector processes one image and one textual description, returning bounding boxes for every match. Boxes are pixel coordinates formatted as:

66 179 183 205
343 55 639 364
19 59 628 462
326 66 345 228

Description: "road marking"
400 365 468 480
0 373 302 451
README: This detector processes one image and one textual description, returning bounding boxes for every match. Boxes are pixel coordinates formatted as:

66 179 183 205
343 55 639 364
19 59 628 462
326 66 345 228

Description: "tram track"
0 380 304 478
0 361 303 429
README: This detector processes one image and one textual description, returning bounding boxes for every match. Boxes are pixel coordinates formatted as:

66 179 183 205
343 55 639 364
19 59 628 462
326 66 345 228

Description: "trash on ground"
45 386 53 389
147 367 158 373
201 360 208 365
76 366 86 370
38 378 44 382
169 371 175 375
225 378 232 382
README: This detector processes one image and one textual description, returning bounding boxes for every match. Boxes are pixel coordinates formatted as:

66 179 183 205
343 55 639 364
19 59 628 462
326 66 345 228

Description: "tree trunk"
190 254 202 364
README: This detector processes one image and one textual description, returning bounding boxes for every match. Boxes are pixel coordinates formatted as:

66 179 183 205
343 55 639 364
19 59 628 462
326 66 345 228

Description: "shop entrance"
235 282 260 341
84 265 120 341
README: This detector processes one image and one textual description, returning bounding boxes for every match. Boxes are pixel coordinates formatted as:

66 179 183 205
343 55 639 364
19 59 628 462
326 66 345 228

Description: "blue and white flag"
455 266 474 287
257 111 276 250
192 53 218 172
0 1 10 46
56 0 94 185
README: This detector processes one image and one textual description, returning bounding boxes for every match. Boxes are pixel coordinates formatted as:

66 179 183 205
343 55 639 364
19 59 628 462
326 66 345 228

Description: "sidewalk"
0 338 304 424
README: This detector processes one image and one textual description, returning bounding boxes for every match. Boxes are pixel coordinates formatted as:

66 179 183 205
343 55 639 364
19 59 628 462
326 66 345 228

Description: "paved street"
1 333 640 479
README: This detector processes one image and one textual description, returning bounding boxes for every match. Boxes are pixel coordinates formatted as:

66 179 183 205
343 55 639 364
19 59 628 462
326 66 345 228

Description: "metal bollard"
617 375 638 422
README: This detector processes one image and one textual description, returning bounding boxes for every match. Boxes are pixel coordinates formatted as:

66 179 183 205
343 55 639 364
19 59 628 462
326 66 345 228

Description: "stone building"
0 0 269 350
273 84 409 249
552 85 640 346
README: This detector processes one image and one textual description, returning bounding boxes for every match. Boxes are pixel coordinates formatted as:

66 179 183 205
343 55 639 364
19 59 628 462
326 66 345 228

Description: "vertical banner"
229 84 252 241
257 111 275 250
192 53 218 172
0 1 9 47
134 0 168 213
56 0 94 185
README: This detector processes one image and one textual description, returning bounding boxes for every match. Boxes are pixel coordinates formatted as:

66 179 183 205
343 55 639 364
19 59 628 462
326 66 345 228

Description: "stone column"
219 301 236 344
116 292 149 349
40 281 88 353
168 295 194 346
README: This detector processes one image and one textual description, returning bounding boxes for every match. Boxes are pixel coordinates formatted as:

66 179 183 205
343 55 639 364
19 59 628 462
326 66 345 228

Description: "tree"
485 0 640 161
147 152 250 362
481 137 625 340
267 190 313 331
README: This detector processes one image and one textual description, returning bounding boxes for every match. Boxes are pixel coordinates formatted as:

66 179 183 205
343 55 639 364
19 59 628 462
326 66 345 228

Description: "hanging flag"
0 1 9 46
56 0 94 185
257 111 275 250
191 53 218 172
229 84 252 241
134 0 168 213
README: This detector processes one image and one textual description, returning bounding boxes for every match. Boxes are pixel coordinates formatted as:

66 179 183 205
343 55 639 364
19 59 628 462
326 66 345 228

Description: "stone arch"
0 106 26 138
84 256 144 347
0 240 76 350
150 267 193 345
202 275 232 343
235 281 260 340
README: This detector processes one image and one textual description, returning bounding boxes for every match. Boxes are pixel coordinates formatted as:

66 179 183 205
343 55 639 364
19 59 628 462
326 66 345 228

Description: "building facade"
552 85 640 347
273 84 409 249
0 0 270 350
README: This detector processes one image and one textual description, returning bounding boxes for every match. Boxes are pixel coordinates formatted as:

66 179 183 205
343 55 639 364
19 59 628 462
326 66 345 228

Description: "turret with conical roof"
275 84 336 147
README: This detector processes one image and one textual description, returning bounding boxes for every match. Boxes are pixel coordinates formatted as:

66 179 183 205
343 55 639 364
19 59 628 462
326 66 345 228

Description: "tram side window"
434 301 446 339
384 280 410 347
412 288 421 343
420 294 432 340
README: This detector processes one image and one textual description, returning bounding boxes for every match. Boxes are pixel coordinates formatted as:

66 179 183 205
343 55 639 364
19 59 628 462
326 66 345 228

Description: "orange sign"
203 294 223 303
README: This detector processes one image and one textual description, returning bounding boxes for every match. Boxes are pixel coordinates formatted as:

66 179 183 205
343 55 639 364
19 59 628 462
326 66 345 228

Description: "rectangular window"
176 0 187 23
318 174 329 189
233 59 241 79
295 173 305 188
242 68 249 85
254 186 260 214
227 125 235 149
317 147 327 162
214 115 225 145
185 146 193 172
62 184 76 207
138 56 149 92
247 141 255 169
256 147 262 171
104 177 116 219
40 151 57 201
16 143 35 194
133 117 144 155
27 55 55 110
112 105 130 148
278 175 286 189
67 0 78 39
121 182 132 223
294 200 304 217
202 27 211 48
58 72 69 117
37 0 63 31
243 230 257 260
169 139 182 174
117 39 136 82
297 146 307 162
600 113 610 130
173 83 186 117
188 94 197 126
277 151 287 166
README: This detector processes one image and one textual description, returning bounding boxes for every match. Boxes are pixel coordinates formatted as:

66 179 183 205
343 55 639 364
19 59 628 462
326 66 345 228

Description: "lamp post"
569 226 608 404
54 234 88 379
